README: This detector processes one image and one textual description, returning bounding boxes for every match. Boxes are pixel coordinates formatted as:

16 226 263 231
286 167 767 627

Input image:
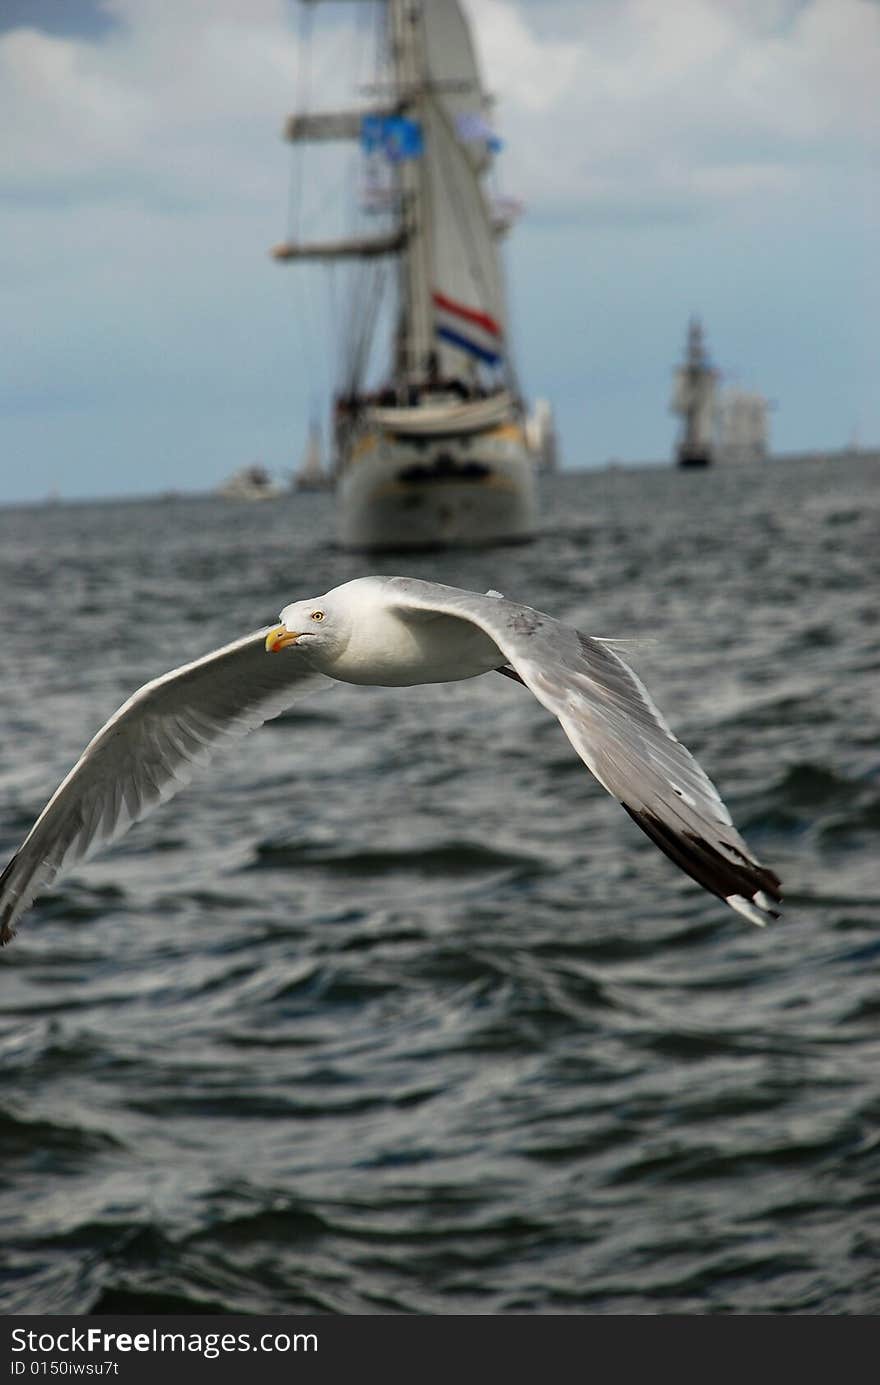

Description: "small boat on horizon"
218 463 282 501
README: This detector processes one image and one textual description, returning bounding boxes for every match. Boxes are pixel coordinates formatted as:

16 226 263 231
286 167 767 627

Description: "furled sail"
284 110 385 143
271 230 405 262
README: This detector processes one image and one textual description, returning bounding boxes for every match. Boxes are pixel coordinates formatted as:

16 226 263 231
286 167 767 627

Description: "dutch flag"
432 291 503 366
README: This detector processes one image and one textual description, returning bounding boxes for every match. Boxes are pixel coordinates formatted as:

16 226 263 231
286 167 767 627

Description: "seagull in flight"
0 576 781 944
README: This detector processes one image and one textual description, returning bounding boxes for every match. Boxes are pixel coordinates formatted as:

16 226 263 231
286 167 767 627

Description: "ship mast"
273 1 434 384
390 1 432 384
271 1 401 268
273 1 508 396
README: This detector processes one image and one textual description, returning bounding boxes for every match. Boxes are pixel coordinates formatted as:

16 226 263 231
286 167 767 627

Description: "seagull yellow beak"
265 625 299 652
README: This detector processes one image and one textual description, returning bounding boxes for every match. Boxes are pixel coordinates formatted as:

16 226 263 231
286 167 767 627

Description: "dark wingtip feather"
621 804 782 922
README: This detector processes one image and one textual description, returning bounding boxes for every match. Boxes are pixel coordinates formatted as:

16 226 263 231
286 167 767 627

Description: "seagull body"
300 579 504 686
0 576 781 944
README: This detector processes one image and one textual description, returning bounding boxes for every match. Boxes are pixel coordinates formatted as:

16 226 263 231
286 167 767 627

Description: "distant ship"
670 318 719 468
293 422 333 492
525 397 559 472
272 0 544 551
218 463 282 501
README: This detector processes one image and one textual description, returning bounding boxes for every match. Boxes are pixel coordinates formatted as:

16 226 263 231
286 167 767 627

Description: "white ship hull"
337 403 537 551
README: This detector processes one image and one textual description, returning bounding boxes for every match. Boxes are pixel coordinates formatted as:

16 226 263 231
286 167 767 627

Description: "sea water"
1 454 877 1313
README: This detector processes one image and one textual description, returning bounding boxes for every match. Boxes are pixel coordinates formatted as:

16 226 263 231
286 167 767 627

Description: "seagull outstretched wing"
0 630 330 943
385 577 781 926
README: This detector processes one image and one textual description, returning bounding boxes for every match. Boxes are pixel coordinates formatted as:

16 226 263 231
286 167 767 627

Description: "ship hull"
337 408 538 552
676 448 713 469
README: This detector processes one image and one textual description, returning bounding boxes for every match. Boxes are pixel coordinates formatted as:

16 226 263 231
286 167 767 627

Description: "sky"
0 0 877 502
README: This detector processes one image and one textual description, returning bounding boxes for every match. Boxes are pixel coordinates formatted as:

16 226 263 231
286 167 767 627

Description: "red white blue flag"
432 291 503 366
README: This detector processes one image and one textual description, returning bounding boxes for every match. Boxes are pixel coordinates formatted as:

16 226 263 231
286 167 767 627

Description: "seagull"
0 576 781 944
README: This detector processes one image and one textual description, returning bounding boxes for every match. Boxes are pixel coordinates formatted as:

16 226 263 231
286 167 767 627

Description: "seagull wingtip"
726 892 781 928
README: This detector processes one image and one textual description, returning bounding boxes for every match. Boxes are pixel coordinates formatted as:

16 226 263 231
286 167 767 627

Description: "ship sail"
421 0 491 168
717 389 770 463
421 91 507 376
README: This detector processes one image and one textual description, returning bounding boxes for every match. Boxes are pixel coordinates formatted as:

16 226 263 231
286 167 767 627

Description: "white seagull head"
266 588 350 658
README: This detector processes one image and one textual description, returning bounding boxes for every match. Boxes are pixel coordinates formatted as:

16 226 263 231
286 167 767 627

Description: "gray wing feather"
0 630 329 941
384 577 781 926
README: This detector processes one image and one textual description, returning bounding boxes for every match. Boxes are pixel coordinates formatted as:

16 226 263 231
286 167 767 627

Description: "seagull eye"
310 610 325 622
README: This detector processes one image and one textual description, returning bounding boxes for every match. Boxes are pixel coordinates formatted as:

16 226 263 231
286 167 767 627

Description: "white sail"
693 385 717 450
421 91 507 380
421 0 491 170
671 367 689 413
718 389 769 463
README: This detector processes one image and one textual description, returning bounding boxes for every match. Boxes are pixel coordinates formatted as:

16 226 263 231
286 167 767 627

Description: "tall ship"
272 0 541 551
670 317 719 468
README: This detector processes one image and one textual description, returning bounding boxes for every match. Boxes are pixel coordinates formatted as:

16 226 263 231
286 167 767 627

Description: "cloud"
472 0 879 219
2 0 877 226
0 2 299 202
